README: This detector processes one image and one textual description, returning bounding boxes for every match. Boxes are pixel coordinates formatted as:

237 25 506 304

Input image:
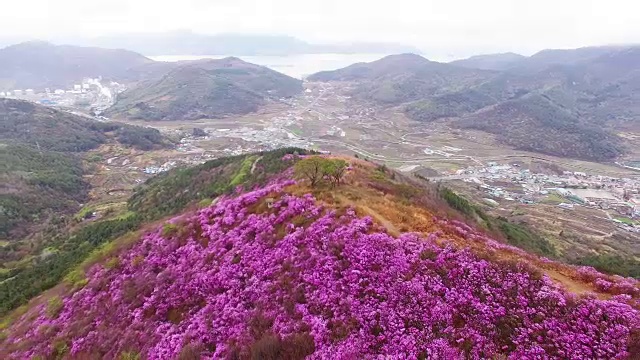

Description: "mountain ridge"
106 57 303 120
449 52 526 70
308 53 496 105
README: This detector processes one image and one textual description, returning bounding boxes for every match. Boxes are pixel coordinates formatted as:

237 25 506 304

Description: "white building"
13 89 23 96
555 188 573 197
25 89 35 95
0 92 5 97
558 203 574 210
483 198 499 207
54 89 66 95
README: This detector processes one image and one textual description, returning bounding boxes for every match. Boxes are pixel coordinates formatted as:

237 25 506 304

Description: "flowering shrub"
281 154 295 161
4 182 640 359
595 278 614 292
577 266 601 282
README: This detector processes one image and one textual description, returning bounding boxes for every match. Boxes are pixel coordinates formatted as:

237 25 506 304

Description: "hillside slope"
0 148 311 317
0 42 154 91
0 99 171 239
107 57 303 120
457 93 624 161
2 155 639 359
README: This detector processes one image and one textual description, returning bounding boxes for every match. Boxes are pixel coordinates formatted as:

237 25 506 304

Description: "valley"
4 65 639 279
54 78 636 279
16 72 635 241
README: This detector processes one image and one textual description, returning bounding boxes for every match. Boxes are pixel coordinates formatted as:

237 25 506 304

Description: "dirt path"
360 204 400 236
250 156 263 174
334 194 400 236
545 268 606 298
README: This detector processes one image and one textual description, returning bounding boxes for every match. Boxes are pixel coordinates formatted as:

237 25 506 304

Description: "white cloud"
2 0 639 57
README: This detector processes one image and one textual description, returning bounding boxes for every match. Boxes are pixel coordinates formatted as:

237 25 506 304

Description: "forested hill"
0 99 171 151
0 42 304 122
0 99 171 240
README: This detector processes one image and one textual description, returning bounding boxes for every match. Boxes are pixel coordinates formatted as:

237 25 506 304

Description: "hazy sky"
2 0 639 57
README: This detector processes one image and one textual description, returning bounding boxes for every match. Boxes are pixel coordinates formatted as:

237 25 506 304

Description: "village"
0 77 125 116
443 162 640 232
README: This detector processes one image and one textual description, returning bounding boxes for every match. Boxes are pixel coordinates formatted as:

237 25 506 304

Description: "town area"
1 77 125 116
433 162 640 232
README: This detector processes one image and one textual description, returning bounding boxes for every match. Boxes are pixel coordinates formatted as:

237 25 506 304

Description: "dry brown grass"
288 157 616 298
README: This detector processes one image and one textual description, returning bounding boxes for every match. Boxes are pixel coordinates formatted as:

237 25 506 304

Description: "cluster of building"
142 123 315 177
0 89 37 97
325 125 346 137
457 162 640 226
1 78 125 114
208 116 315 152
142 161 177 175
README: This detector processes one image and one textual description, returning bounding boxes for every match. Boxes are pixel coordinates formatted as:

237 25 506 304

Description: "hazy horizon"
1 0 638 59
1 32 639 63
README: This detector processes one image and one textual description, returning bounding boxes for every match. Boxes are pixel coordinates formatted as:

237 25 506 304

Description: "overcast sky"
2 0 639 57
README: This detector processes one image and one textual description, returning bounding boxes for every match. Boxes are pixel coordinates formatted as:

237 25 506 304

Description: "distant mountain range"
107 57 303 121
54 31 423 57
449 52 526 71
310 45 640 162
